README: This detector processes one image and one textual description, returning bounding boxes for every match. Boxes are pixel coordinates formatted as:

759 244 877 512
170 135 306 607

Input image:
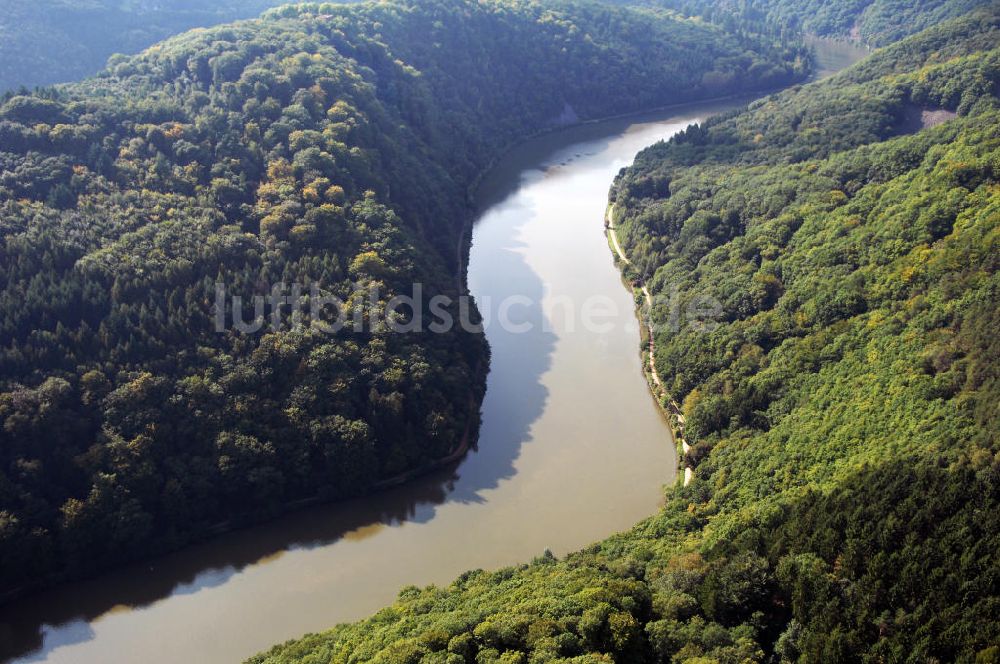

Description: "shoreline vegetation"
457 82 822 285
605 202 694 486
0 393 482 607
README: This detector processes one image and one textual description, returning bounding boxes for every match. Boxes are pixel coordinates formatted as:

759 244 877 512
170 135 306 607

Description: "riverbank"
0 388 484 608
605 204 694 486
456 78 815 278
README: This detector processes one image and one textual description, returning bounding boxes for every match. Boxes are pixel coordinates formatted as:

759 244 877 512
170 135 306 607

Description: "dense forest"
0 0 295 93
249 8 1000 663
0 0 810 599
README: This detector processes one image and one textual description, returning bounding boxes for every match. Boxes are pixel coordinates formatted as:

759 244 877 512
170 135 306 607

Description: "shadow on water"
0 124 559 664
449 175 558 505
0 462 457 660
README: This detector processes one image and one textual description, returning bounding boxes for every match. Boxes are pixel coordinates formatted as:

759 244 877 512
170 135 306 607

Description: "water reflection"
0 461 463 660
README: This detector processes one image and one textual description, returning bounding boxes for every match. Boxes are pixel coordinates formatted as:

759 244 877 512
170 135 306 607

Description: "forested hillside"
250 9 1000 663
655 0 993 46
0 0 809 599
0 0 294 93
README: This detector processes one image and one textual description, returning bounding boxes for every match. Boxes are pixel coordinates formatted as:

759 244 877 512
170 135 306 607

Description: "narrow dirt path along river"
0 42 865 664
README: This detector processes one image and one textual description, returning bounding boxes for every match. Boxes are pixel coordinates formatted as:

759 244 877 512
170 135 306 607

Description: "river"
0 42 867 664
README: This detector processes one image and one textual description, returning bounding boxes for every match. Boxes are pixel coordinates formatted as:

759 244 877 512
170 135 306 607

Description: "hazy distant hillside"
657 0 992 45
0 0 292 92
